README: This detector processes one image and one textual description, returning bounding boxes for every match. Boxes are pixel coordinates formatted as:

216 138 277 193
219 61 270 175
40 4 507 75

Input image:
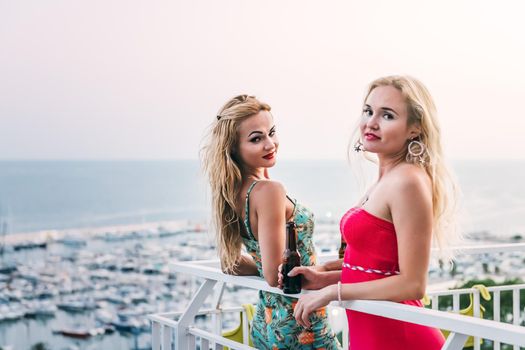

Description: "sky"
1 0 524 160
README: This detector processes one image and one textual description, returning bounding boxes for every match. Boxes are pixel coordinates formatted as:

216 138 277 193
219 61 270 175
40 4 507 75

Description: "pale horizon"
2 1 524 160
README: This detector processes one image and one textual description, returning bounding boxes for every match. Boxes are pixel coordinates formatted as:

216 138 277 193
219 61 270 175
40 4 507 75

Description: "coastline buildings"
2 219 524 349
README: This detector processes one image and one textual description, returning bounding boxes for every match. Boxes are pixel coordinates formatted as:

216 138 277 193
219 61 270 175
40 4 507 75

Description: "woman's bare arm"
294 168 434 327
251 181 288 287
225 253 259 276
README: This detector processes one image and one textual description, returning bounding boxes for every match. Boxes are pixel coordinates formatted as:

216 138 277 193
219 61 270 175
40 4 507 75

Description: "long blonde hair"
350 75 461 259
201 95 271 272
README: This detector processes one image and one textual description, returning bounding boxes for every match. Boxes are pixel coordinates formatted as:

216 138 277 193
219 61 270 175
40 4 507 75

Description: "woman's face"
360 85 420 157
236 110 279 170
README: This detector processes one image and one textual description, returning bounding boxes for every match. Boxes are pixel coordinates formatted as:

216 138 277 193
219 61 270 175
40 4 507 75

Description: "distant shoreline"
2 219 203 246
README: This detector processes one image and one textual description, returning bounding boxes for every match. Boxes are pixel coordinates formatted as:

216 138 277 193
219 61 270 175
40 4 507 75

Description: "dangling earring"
406 139 427 165
354 140 365 152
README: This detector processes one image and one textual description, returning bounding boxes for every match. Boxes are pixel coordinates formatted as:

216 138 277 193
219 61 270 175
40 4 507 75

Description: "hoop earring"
354 140 365 153
406 139 427 164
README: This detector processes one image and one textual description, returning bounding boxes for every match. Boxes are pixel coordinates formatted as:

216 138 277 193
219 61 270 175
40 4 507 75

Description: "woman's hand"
293 285 335 328
277 264 327 290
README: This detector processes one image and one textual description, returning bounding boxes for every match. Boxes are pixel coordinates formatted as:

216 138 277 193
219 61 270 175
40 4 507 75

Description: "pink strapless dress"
340 207 445 350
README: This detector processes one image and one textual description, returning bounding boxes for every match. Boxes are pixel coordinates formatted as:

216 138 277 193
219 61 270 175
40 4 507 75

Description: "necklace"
360 182 379 207
360 194 370 207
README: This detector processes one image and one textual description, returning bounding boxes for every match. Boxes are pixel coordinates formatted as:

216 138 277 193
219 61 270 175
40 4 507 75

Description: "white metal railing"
427 284 525 350
148 243 525 349
442 242 525 255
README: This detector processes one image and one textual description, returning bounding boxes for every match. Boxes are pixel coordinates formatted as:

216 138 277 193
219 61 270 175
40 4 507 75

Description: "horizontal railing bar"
148 306 245 319
486 284 525 292
188 259 222 267
147 314 179 328
446 243 525 255
173 262 285 296
339 300 525 346
147 306 249 340
188 326 257 350
428 284 525 297
427 288 483 296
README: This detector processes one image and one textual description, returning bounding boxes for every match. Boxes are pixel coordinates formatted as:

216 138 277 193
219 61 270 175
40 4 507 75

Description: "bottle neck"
286 223 297 251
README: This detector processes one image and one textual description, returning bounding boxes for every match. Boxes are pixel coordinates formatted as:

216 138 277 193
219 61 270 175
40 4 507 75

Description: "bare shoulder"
250 180 286 206
386 164 433 224
387 164 431 196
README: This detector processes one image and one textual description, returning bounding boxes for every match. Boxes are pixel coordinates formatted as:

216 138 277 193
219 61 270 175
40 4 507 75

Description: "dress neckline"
353 207 395 229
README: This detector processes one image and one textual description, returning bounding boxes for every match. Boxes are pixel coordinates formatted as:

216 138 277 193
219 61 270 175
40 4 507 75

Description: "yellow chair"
439 285 491 348
222 303 255 348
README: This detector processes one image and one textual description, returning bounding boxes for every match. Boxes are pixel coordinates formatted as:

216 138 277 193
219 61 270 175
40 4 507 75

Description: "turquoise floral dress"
241 181 341 350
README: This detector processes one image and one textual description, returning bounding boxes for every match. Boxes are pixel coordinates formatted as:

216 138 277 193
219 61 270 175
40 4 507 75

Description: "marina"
0 220 213 350
1 217 524 349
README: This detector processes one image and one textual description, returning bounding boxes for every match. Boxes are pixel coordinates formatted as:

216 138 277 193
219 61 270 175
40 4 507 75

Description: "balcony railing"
148 243 525 350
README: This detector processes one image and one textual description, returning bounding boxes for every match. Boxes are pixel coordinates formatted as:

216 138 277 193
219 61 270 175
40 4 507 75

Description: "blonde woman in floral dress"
201 95 340 349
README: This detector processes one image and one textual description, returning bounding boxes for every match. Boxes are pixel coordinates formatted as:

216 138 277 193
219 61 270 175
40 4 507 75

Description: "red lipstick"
263 152 275 160
364 133 380 141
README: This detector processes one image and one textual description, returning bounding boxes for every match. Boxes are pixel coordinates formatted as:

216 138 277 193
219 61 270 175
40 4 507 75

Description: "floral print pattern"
241 181 341 350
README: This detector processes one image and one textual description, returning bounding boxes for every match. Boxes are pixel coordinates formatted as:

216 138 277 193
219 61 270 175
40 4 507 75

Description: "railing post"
214 311 223 348
452 293 460 313
343 318 349 350
211 282 226 348
152 321 161 350
512 288 520 350
432 295 439 310
242 309 249 345
201 337 210 350
493 290 501 350
441 332 468 350
473 290 480 350
163 325 173 350
212 282 226 308
177 279 217 350
188 333 196 349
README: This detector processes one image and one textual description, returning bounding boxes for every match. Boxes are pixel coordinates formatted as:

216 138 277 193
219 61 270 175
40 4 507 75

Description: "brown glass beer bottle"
282 221 302 294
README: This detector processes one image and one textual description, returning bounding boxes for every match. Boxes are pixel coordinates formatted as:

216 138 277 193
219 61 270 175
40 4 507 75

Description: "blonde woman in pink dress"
288 75 460 350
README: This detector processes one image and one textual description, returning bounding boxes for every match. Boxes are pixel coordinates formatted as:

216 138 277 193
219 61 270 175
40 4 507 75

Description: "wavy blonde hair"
201 95 271 273
349 75 461 259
